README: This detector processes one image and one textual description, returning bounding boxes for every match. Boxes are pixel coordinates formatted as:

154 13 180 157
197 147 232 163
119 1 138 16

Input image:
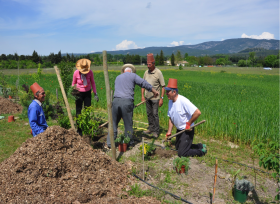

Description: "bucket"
8 115 15 122
234 187 248 203
118 143 127 152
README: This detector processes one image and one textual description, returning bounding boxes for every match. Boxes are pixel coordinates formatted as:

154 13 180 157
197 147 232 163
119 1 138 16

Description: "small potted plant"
139 139 156 160
173 157 190 174
115 133 130 152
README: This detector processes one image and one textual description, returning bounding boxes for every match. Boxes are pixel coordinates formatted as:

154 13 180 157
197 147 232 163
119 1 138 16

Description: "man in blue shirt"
106 64 159 148
28 82 48 137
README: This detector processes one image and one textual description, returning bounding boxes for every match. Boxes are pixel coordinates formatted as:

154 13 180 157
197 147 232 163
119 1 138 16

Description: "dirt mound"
0 126 160 204
0 96 23 114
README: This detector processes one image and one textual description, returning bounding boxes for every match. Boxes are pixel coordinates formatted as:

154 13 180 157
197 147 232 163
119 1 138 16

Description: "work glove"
94 95 99 102
185 122 191 130
166 133 171 138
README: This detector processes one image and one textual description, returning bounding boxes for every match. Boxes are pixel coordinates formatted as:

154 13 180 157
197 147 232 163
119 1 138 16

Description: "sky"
0 0 279 55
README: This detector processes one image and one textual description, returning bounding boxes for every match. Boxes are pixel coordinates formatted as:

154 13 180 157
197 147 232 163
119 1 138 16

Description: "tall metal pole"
103 51 116 160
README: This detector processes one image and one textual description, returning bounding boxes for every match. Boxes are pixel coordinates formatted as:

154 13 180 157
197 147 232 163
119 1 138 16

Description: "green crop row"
5 69 279 144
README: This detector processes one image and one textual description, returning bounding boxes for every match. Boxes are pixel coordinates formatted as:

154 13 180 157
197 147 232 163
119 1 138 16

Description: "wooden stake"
54 66 75 130
212 158 218 203
103 51 116 160
142 137 145 180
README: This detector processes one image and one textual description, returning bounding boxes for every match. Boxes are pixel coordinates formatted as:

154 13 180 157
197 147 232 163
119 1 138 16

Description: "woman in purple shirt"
72 58 99 135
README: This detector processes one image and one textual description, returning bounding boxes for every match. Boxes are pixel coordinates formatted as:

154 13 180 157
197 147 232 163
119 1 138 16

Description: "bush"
57 113 71 129
173 157 190 172
57 61 74 95
76 106 103 138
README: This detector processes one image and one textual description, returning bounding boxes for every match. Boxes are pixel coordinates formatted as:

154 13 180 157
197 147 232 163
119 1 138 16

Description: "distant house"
176 61 188 66
263 67 272 70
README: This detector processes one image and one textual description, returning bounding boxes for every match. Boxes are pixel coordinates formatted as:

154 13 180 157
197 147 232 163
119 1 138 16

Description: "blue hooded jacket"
28 100 48 137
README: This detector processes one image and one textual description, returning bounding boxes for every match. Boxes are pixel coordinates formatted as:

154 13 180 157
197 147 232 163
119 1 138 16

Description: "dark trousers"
145 99 160 134
107 98 134 147
76 90 91 135
175 128 204 157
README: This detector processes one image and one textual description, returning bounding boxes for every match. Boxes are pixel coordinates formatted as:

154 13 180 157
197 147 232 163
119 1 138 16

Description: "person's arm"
166 117 174 136
186 109 201 130
159 86 165 107
90 71 97 95
141 88 145 102
72 71 77 86
28 106 45 136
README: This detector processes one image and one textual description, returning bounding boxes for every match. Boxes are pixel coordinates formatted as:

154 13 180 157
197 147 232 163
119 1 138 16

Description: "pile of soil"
0 126 160 204
0 96 23 114
154 148 177 158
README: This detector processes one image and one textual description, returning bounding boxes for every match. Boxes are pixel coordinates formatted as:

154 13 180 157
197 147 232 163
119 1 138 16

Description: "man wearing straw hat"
141 53 165 138
106 64 159 149
28 82 48 137
72 58 99 136
165 78 207 157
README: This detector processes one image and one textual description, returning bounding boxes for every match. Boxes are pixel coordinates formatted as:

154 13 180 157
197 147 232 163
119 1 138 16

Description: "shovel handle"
164 120 206 142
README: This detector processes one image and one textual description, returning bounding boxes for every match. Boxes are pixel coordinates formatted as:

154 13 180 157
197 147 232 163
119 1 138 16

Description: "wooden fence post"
54 66 75 130
103 51 116 160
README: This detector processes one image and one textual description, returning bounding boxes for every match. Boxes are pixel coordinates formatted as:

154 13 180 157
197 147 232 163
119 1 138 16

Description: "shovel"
162 120 206 145
98 90 160 129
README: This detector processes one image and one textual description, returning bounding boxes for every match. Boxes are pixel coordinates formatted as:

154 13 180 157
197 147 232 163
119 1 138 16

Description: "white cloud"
221 39 225 41
170 41 184 46
241 32 275 40
116 40 139 50
91 51 95 53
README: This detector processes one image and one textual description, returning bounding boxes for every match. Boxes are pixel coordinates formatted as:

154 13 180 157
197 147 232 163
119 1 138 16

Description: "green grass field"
4 67 279 144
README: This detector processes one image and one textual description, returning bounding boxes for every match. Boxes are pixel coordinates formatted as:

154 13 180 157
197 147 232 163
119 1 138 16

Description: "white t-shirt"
167 94 198 130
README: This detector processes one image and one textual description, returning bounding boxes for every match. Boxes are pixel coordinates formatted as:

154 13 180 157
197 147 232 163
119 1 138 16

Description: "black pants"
175 128 204 157
145 99 160 134
76 90 91 135
107 98 134 147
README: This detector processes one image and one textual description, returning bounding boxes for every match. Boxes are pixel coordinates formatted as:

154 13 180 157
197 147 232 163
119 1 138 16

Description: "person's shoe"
152 132 159 138
128 140 135 147
143 129 152 134
202 146 207 155
103 143 111 150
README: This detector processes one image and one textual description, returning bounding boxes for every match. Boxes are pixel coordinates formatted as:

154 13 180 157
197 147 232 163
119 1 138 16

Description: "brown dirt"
0 126 160 204
153 148 177 159
0 96 23 114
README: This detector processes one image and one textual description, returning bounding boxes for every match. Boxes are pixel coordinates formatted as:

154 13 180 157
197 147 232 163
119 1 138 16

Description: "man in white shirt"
165 78 206 157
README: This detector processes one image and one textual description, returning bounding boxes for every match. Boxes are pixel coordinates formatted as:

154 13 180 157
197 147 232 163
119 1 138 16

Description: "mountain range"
65 38 279 57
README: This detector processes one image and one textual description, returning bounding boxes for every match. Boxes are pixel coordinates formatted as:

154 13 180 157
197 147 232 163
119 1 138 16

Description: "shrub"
76 106 103 138
57 61 74 95
115 133 130 144
173 157 190 172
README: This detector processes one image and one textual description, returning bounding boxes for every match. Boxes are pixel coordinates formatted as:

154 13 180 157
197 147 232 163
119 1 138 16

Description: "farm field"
5 68 279 144
1 67 279 203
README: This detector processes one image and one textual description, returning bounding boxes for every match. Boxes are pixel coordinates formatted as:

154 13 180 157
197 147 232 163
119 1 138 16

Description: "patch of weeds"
163 170 175 184
260 185 268 193
128 184 152 197
128 154 139 163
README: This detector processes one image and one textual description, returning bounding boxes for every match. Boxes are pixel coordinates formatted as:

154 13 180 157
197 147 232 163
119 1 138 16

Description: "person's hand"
94 95 99 102
166 133 171 138
153 91 159 98
141 96 145 102
185 122 191 131
159 98 163 107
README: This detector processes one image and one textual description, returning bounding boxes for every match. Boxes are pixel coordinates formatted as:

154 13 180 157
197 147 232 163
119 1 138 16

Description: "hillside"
73 38 279 57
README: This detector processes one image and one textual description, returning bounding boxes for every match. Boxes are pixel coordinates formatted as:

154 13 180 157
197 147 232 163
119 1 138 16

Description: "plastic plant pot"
8 115 15 122
9 95 12 99
234 186 248 203
118 143 128 152
176 165 186 174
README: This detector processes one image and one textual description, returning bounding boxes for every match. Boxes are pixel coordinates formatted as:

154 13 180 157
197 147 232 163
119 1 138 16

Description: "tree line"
1 49 279 69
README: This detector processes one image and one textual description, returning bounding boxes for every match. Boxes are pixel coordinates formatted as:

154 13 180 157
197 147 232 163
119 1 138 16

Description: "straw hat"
121 64 136 74
76 59 91 74
147 53 155 64
30 82 43 96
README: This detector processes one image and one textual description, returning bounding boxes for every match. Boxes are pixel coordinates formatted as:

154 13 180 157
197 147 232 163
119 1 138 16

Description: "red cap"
30 82 43 96
166 78 177 89
147 53 155 64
